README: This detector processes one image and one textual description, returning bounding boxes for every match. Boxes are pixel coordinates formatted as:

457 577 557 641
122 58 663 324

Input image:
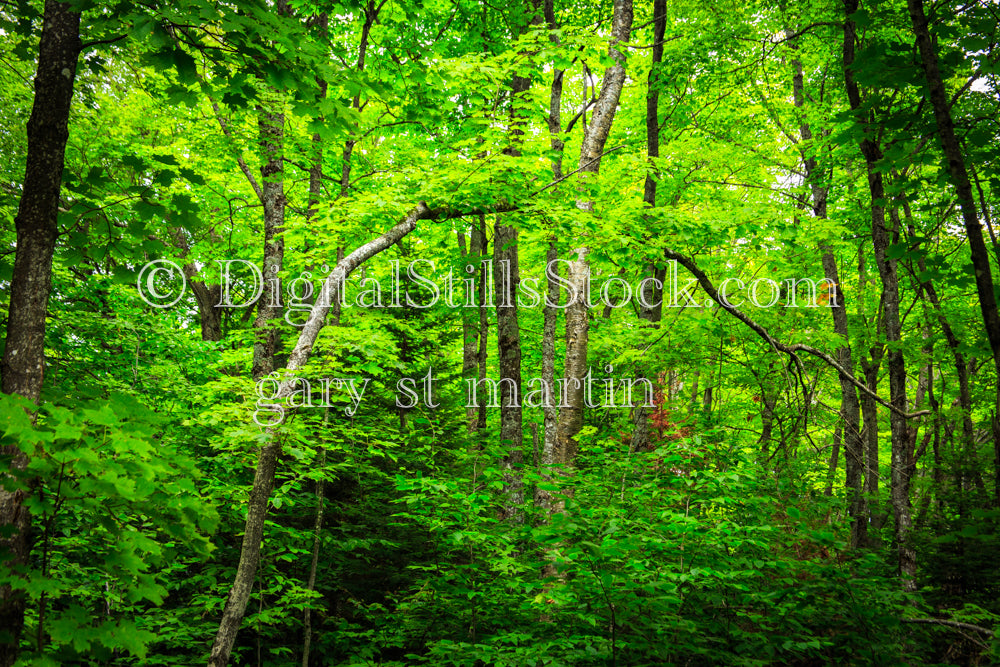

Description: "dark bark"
628 0 666 455
170 230 224 342
189 274 224 341
1 0 80 401
0 3 81 663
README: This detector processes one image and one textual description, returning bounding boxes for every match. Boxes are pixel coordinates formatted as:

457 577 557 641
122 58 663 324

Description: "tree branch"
660 247 931 420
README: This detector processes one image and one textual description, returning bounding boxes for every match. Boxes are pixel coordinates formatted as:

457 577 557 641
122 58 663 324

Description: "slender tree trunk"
556 0 633 459
539 0 563 483
0 4 80 663
541 240 559 461
536 2 564 517
474 218 489 430
494 224 524 520
251 97 286 380
628 0 666 455
459 231 481 432
823 246 866 547
900 202 981 496
757 392 778 457
785 23 866 546
843 4 915 586
555 250 590 464
825 425 842 497
300 447 326 667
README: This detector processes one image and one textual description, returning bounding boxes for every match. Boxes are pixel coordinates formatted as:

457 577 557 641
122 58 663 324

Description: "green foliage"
0 392 217 663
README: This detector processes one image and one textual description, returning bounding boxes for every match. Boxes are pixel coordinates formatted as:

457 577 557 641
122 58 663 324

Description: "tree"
0 3 81 661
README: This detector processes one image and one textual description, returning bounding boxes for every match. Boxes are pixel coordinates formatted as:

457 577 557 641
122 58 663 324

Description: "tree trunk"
555 250 590 465
628 0 666 456
251 100 286 381
300 447 326 667
475 217 489 431
209 204 441 666
825 425 841 498
537 0 563 509
843 3 915 586
189 277 224 341
785 23 866 546
494 224 524 520
459 230 481 432
556 0 633 457
0 3 81 663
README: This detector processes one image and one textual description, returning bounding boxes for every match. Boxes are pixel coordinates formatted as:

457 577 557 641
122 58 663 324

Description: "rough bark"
189 273 224 341
555 250 590 464
538 242 559 486
251 100 286 381
843 3 915 587
540 0 563 473
170 230 224 342
494 224 524 520
0 4 81 662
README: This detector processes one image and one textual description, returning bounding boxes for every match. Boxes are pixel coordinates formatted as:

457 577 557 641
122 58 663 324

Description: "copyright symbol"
137 259 186 308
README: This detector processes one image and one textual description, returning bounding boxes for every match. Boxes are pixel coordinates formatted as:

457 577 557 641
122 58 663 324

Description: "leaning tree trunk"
0 3 81 664
209 204 447 666
209 199 520 666
843 3 916 587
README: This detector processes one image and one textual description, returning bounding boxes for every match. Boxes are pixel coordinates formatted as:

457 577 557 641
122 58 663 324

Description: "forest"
1 0 1000 664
